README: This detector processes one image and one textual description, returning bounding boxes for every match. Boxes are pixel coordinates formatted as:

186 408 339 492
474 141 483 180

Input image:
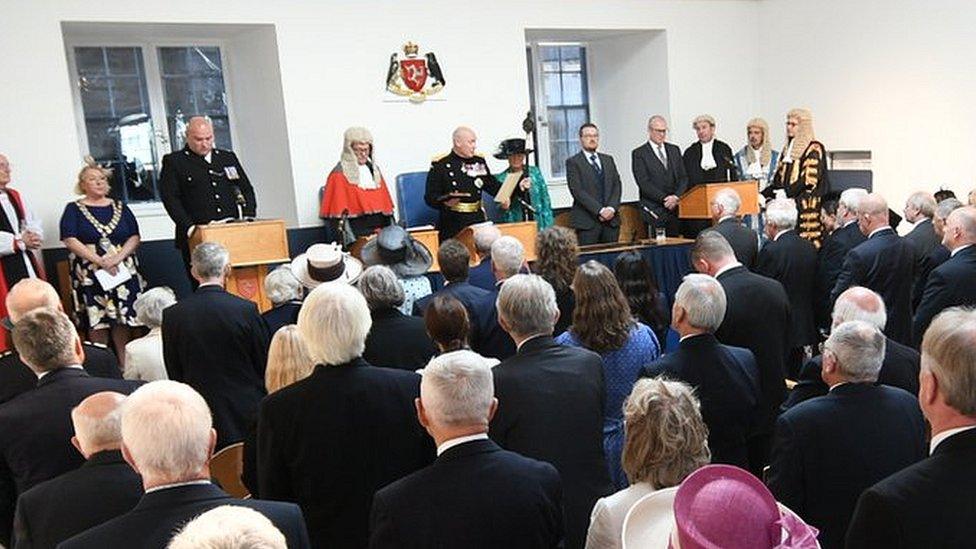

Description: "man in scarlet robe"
320 127 395 240
0 154 44 350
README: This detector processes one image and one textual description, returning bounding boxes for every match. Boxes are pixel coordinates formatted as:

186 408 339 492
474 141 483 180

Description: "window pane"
543 73 562 106
158 46 232 150
540 46 560 72
158 47 187 74
566 108 588 140
107 48 138 76
79 77 112 118
547 108 567 143
75 48 107 76
112 76 148 117
562 73 583 105
550 142 569 178
560 46 582 72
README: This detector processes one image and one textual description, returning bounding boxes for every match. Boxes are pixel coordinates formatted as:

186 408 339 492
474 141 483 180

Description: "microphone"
641 205 661 220
723 155 739 181
517 197 536 214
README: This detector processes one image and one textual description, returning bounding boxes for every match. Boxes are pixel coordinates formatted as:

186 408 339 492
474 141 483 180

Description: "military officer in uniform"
425 126 506 241
159 116 257 282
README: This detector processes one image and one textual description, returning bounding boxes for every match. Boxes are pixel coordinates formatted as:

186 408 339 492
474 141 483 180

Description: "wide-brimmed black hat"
494 138 533 160
360 225 433 277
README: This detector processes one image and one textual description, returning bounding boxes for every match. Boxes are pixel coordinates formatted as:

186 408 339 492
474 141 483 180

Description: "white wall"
0 0 762 244
758 0 976 214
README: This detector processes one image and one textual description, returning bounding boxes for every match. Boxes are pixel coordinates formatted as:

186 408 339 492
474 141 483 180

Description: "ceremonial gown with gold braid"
772 141 829 248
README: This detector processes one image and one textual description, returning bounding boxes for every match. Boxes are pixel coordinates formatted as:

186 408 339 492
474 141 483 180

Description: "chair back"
396 172 439 228
210 442 249 499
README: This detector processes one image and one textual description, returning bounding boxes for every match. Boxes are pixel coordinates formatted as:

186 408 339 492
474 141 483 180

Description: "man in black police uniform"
425 126 504 241
160 116 257 281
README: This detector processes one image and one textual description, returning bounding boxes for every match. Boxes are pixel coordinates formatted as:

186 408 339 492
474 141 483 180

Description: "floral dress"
59 200 146 330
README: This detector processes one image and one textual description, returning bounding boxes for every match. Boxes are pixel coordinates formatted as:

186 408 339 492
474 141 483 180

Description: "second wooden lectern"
678 181 760 219
188 219 290 312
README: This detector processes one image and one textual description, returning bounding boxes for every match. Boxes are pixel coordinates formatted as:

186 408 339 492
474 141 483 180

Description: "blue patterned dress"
556 322 661 490
59 201 146 330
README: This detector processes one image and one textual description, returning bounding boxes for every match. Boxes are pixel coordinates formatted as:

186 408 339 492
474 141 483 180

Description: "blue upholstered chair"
395 172 439 228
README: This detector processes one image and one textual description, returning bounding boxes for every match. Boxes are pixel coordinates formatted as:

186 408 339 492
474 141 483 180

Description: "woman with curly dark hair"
534 226 579 336
612 251 670 346
556 260 661 490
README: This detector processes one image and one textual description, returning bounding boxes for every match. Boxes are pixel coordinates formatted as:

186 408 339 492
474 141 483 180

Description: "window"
69 44 233 204
528 44 590 180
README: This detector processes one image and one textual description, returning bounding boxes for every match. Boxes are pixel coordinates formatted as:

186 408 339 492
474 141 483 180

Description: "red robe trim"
319 165 395 219
0 187 45 352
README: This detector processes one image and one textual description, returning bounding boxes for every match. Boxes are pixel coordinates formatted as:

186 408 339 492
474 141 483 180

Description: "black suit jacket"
489 336 611 549
644 334 760 468
912 243 949 309
830 228 918 346
904 218 940 259
261 300 302 336
468 257 495 291
780 337 920 411
12 449 142 549
767 383 926 548
682 139 736 186
631 142 688 224
815 222 866 330
712 218 758 269
159 146 257 249
0 342 121 405
470 286 516 360
0 368 138 546
369 439 564 549
162 285 269 449
913 246 976 346
363 308 436 371
757 230 820 347
846 428 976 548
411 280 490 317
257 359 434 548
59 483 309 549
714 266 791 432
565 151 622 230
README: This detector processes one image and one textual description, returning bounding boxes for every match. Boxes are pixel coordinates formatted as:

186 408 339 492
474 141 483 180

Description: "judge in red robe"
319 127 395 240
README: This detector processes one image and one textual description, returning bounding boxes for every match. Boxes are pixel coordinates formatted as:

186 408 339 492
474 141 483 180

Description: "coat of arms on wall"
385 42 445 103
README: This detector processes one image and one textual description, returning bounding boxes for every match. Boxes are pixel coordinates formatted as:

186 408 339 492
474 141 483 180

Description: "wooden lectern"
455 221 538 266
188 219 290 312
678 181 760 219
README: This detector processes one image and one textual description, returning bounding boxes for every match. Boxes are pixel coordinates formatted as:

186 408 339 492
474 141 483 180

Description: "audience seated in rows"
644 274 759 469
370 350 563 548
360 225 433 315
556 260 661 489
488 274 611 549
256 282 433 547
60 380 310 548
360 265 436 370
124 286 175 382
767 320 926 547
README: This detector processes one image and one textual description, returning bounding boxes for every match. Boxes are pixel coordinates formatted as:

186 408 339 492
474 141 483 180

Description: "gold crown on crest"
402 42 420 56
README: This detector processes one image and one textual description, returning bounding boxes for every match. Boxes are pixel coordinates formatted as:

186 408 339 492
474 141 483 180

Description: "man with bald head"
0 154 44 348
831 193 918 346
159 116 257 281
913 206 976 345
12 392 142 548
425 127 502 241
783 286 921 411
0 279 121 404
632 115 688 237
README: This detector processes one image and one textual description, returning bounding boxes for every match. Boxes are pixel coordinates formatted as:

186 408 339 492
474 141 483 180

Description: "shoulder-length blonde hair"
570 260 634 352
622 377 710 488
265 325 315 393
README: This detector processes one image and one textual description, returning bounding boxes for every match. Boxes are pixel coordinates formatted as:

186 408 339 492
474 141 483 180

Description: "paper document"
94 264 132 291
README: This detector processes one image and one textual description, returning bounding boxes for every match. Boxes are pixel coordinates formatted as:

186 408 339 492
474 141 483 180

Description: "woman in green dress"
493 138 553 230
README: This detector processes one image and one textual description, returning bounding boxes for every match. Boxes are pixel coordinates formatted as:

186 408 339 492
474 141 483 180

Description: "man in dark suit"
830 193 918 346
360 265 436 371
0 309 139 546
61 381 309 548
0 279 122 404
632 115 688 237
816 188 868 332
413 239 490 316
682 115 735 238
469 225 500 291
644 275 759 468
709 187 758 268
768 321 926 548
912 197 962 309
12 391 142 548
691 231 791 474
913 207 976 346
902 191 940 259
847 308 976 548
566 123 622 245
489 274 610 549
370 350 563 548
163 242 269 450
470 236 524 360
783 287 920 411
159 117 257 282
757 198 819 377
258 283 433 548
